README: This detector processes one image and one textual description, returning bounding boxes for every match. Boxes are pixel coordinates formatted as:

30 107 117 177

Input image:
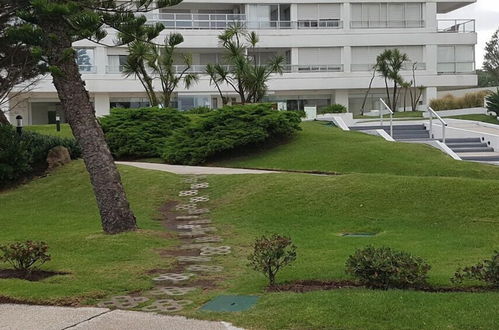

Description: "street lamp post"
56 114 61 132
15 115 23 136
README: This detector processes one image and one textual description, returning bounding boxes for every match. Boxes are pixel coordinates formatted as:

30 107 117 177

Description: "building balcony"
351 62 426 72
437 19 475 33
350 20 425 29
144 13 342 30
437 61 475 74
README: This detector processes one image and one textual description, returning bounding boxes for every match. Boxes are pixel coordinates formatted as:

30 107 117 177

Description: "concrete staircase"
444 138 499 162
349 124 430 140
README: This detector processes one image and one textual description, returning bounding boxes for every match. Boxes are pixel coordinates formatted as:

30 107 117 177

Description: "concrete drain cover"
186 265 223 273
194 236 223 243
176 256 212 263
142 299 192 313
179 190 198 197
148 287 197 296
200 295 259 312
188 208 210 215
341 232 377 237
200 246 231 256
98 296 149 309
189 196 209 203
191 183 209 189
153 273 195 283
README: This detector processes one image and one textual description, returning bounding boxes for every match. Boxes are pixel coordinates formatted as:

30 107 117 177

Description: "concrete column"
425 87 437 108
342 3 350 31
290 4 298 23
94 46 107 75
425 2 437 31
426 44 438 74
94 94 110 117
291 47 299 72
335 90 349 111
343 46 351 73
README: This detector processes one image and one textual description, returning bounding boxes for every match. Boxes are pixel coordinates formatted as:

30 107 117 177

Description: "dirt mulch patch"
268 280 498 294
0 269 69 282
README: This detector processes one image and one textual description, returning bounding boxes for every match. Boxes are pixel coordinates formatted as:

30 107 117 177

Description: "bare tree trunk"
0 111 9 124
45 28 137 234
384 77 391 110
361 69 376 115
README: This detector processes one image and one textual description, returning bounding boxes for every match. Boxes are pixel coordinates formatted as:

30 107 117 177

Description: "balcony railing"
437 61 475 74
351 20 425 29
144 13 342 30
78 65 97 73
106 64 344 75
351 62 426 72
437 19 475 33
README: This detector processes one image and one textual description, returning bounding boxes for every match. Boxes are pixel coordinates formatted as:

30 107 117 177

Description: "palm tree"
375 49 409 111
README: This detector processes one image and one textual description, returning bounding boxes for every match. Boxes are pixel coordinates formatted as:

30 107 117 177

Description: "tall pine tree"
5 0 180 234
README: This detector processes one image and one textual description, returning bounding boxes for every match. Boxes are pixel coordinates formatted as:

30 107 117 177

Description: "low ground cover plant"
100 107 190 159
452 250 499 288
248 234 297 286
163 104 301 165
430 91 490 111
318 104 347 114
345 245 431 289
0 241 51 274
0 124 80 185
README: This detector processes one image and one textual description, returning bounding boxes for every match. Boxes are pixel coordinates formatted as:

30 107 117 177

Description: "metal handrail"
379 98 394 137
437 19 475 33
428 107 448 143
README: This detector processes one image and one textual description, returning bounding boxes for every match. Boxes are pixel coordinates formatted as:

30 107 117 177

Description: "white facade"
8 0 477 124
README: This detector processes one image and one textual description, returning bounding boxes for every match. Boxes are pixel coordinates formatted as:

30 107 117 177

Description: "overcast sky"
438 0 499 68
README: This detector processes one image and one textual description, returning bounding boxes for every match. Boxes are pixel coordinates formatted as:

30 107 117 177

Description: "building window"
351 46 425 71
437 45 475 73
107 55 128 73
76 48 95 73
247 4 291 28
351 3 424 29
110 98 150 109
297 4 342 28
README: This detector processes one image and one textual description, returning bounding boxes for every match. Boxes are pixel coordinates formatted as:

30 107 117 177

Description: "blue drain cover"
342 232 377 237
200 295 259 312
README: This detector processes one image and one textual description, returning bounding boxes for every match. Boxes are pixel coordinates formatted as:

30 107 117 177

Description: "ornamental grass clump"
248 234 297 286
0 241 51 274
452 250 499 288
345 245 431 289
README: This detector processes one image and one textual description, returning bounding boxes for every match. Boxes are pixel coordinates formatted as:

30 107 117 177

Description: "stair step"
458 152 499 161
446 143 488 148
450 147 495 153
350 125 426 131
443 138 482 143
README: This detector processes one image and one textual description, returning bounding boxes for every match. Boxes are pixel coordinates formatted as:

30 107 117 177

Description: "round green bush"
345 245 431 289
318 104 347 114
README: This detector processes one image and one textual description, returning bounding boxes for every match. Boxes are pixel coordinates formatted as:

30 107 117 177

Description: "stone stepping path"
99 175 232 314
148 287 197 296
98 296 149 309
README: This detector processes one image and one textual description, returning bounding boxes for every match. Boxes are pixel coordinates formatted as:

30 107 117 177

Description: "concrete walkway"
117 161 277 175
0 304 242 330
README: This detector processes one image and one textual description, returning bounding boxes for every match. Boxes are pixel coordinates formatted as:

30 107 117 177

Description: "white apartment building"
8 0 477 125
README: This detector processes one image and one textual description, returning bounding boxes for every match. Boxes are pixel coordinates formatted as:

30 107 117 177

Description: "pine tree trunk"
0 111 9 125
44 28 137 234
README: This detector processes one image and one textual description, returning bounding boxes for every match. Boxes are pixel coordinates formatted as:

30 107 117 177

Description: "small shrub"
184 106 212 114
163 104 301 165
486 89 499 116
247 234 297 286
318 104 347 114
345 246 431 289
0 241 51 273
452 250 499 287
100 107 190 159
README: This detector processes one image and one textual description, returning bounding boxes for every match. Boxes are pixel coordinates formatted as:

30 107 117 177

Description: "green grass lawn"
354 111 423 119
0 161 182 304
448 114 499 125
26 124 73 138
212 121 499 180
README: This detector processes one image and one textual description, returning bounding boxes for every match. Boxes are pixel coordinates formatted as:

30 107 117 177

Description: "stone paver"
179 243 212 250
190 196 210 203
176 256 212 263
191 183 210 189
188 219 212 225
97 296 149 309
176 215 200 220
195 236 223 243
179 190 198 197
186 265 224 273
141 299 193 313
200 246 232 256
188 208 210 215
148 286 197 296
153 273 195 283
117 161 277 175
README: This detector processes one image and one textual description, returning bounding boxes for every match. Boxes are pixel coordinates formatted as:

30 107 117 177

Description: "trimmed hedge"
163 104 302 165
0 124 80 185
100 107 190 159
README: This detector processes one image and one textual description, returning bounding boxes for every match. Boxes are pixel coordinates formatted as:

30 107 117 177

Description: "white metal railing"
351 62 426 72
379 98 394 137
351 20 425 29
437 61 475 74
428 107 447 143
437 19 475 33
